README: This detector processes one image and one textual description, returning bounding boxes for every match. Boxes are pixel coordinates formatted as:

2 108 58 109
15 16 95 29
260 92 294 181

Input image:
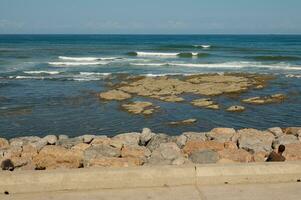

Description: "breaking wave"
127 51 209 57
58 56 119 61
48 61 108 66
23 71 60 75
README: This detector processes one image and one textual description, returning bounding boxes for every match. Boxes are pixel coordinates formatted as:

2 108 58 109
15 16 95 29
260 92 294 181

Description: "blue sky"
1 0 301 34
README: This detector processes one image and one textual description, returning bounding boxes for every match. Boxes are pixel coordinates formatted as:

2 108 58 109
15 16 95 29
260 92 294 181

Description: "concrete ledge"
1 162 301 194
196 162 301 185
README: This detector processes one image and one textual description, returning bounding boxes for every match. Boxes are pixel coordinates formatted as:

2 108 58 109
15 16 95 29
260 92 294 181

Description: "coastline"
1 127 301 171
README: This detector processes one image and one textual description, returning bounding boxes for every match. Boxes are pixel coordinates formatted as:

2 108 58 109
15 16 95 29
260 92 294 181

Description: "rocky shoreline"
1 127 301 171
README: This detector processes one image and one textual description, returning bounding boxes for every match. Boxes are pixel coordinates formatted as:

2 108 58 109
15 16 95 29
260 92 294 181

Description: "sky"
1 0 301 34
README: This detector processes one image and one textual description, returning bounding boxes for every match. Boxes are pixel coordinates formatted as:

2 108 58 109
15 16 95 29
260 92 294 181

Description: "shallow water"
0 35 300 138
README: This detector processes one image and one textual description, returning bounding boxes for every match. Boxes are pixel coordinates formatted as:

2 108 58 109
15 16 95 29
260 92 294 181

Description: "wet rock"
99 89 131 101
156 95 184 102
43 135 57 145
226 105 245 112
272 135 299 149
0 138 9 149
268 127 284 137
113 132 140 147
218 149 253 163
146 134 171 152
33 146 83 169
189 149 219 164
191 98 219 110
183 140 224 155
168 118 197 126
140 128 155 146
206 128 236 143
242 93 286 105
122 101 157 115
238 129 275 153
182 132 207 142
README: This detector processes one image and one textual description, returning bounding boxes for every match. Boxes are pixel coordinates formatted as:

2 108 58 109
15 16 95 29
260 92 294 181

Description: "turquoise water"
0 35 301 138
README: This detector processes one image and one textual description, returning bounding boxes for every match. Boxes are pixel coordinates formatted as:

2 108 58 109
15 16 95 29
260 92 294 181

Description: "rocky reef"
1 127 301 171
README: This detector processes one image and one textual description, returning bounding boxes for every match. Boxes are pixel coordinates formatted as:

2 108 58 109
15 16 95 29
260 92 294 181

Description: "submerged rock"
191 98 219 109
168 118 197 125
227 105 245 112
99 89 131 101
122 101 157 115
242 93 286 105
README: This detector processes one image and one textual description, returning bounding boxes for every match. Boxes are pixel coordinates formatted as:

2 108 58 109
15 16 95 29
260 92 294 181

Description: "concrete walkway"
1 182 301 200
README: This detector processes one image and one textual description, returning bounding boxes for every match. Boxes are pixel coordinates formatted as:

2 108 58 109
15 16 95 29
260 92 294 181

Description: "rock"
146 134 171 152
0 138 9 149
43 135 57 145
57 138 87 149
3 146 22 159
176 135 187 148
159 143 183 160
121 146 151 159
191 98 219 109
226 105 245 112
140 128 155 146
156 95 184 102
242 94 286 105
284 143 301 161
71 143 91 151
84 144 121 160
206 128 236 143
122 101 157 115
86 157 142 167
218 149 253 163
147 150 172 165
224 141 238 150
272 135 299 149
113 132 140 147
33 146 83 169
237 129 275 153
189 149 219 164
283 127 301 136
268 127 284 137
252 151 268 162
58 135 69 140
78 135 96 144
21 144 38 160
172 157 190 166
183 140 224 155
182 132 207 142
99 89 131 101
9 136 41 147
168 119 197 126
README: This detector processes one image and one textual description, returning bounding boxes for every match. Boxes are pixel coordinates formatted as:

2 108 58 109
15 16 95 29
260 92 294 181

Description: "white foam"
58 56 119 61
194 45 211 48
286 74 301 78
79 72 111 76
48 61 108 66
136 52 179 57
14 76 45 80
130 63 169 66
24 71 60 75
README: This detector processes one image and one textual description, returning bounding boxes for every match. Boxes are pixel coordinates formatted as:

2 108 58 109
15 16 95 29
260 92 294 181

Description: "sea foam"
48 61 108 66
58 56 119 61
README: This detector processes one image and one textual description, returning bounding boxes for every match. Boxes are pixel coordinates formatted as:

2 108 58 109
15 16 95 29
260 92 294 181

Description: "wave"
251 55 300 61
131 61 301 70
58 56 119 61
286 74 301 78
194 45 211 48
48 61 108 66
23 71 60 75
127 51 209 58
79 72 111 76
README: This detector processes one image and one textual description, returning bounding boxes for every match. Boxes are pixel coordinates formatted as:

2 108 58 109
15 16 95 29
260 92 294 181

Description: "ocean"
0 34 300 138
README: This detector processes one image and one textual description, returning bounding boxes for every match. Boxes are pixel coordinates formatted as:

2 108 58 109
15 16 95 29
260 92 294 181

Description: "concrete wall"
1 162 301 194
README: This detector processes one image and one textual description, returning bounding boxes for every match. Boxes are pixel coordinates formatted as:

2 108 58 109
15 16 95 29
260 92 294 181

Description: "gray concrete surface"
1 182 301 200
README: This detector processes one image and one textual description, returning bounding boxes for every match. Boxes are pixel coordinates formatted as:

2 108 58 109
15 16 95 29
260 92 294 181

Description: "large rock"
146 134 171 152
147 143 183 165
242 94 286 105
99 90 131 101
283 127 301 136
189 149 219 164
226 105 245 112
268 127 284 137
183 140 224 155
122 101 157 115
191 98 219 110
57 138 83 149
9 136 41 147
168 119 197 126
121 146 151 159
182 132 207 142
33 146 83 169
77 135 96 144
140 128 155 146
86 157 142 167
0 138 9 149
176 135 187 148
113 132 140 147
206 128 236 143
42 135 57 145
272 135 299 149
237 129 274 153
284 143 301 161
218 149 253 163
84 144 121 160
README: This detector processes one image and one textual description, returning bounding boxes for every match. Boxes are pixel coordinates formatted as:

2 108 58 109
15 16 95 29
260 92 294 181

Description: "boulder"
182 132 207 142
21 144 38 160
121 146 151 159
84 144 121 160
189 149 219 164
57 138 87 149
242 94 286 105
168 119 197 126
218 149 253 163
252 151 268 162
283 127 301 136
122 101 157 115
9 136 41 147
113 132 140 147
206 128 236 143
176 135 187 148
183 140 224 155
191 98 219 109
237 129 274 153
268 127 284 137
99 90 131 101
58 135 69 140
140 128 155 146
146 134 171 152
78 134 96 144
284 143 301 161
86 157 142 168
147 143 183 165
33 146 83 169
227 105 245 112
272 135 299 149
224 141 238 150
71 143 91 151
0 138 9 149
43 135 57 145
